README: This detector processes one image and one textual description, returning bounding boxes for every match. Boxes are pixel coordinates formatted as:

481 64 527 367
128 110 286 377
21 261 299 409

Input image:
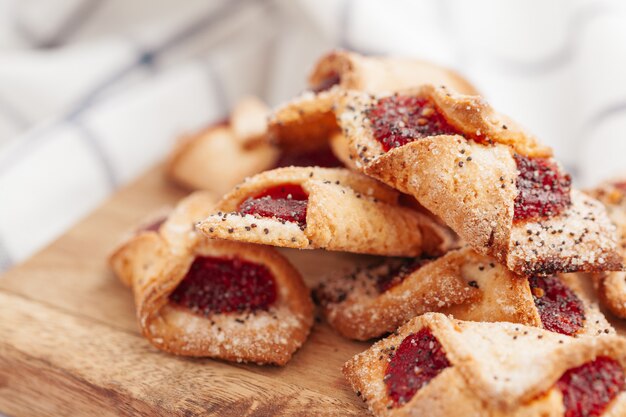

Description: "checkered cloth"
1 0 626 275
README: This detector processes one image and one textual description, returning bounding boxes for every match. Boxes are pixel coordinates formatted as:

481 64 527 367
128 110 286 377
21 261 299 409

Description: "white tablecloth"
1 0 626 275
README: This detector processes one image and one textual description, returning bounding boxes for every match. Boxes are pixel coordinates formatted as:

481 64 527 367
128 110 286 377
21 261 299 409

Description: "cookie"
197 167 457 257
336 85 622 275
166 97 279 194
269 50 480 169
109 192 313 365
315 247 612 340
343 313 626 416
309 50 479 95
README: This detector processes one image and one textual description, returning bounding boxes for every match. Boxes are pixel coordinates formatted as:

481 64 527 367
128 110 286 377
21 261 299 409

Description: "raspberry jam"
528 275 584 336
556 357 625 417
239 184 308 228
274 147 343 168
513 154 572 222
366 95 461 152
376 257 432 293
170 256 277 315
311 72 341 93
384 328 451 407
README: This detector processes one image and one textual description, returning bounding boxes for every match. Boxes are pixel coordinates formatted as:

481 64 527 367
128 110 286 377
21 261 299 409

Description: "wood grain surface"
2 165 625 417
0 165 373 417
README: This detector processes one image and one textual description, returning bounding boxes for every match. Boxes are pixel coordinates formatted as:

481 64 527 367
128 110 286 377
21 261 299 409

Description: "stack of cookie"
110 50 626 416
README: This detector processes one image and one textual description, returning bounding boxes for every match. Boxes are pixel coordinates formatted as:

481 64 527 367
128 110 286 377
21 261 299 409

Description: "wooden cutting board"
2 165 625 417
0 165 375 417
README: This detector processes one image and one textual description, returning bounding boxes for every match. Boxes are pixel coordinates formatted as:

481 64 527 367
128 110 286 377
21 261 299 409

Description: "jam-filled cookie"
314 249 480 340
588 180 626 318
268 88 347 168
197 167 457 257
109 192 313 365
269 50 479 170
445 266 613 338
309 50 479 96
343 313 626 417
166 96 279 194
315 247 612 340
335 85 622 276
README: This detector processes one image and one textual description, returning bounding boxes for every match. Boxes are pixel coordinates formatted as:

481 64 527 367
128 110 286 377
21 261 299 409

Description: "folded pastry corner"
229 95 271 148
336 85 622 276
269 50 481 170
109 191 313 365
197 167 457 257
136 237 313 365
166 97 279 193
315 247 613 341
268 88 348 168
308 50 479 96
314 249 481 340
343 312 626 417
109 205 173 287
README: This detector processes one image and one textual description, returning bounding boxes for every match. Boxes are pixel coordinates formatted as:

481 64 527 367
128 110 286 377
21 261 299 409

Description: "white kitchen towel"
1 0 626 273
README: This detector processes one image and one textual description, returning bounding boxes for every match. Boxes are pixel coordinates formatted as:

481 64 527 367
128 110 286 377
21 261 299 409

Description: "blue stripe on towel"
0 0 256 177
73 121 118 189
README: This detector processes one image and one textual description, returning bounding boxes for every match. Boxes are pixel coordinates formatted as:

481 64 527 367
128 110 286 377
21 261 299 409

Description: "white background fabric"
1 0 626 275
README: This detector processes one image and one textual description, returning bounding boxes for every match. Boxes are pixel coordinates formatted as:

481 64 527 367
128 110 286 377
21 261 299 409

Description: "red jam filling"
556 357 625 417
513 154 572 222
376 257 432 293
384 328 451 407
170 256 277 315
366 95 462 152
238 184 308 228
274 147 344 168
311 72 341 93
528 275 584 336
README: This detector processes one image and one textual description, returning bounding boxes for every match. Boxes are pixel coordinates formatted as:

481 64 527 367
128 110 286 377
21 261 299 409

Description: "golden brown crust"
166 97 278 193
269 51 480 164
426 85 550 157
229 95 270 148
343 313 626 417
109 205 173 287
316 247 610 341
309 50 480 96
166 125 278 194
314 249 481 340
138 237 313 365
159 191 217 253
363 136 516 260
268 90 339 152
587 180 626 318
337 88 622 276
110 231 170 289
449 268 613 337
439 250 542 327
337 86 550 161
596 271 626 318
109 193 313 365
197 167 457 257
215 166 399 209
506 190 623 275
